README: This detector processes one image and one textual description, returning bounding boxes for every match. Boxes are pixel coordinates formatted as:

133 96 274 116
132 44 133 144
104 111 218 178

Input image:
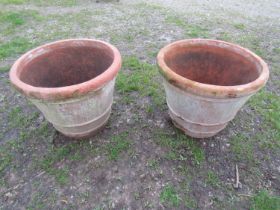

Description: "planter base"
169 108 227 138
53 107 111 139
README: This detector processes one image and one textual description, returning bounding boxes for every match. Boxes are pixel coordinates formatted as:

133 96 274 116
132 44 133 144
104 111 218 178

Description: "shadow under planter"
157 39 269 138
10 39 122 138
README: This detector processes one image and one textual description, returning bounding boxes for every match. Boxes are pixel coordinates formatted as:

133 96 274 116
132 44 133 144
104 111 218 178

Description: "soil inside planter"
20 45 114 87
164 45 261 86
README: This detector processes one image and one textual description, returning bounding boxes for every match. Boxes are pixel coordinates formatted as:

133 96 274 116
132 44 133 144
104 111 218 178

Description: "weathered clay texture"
10 39 121 138
157 39 269 138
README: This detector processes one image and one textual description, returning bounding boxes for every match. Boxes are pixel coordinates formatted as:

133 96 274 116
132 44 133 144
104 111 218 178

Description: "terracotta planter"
10 39 121 138
157 39 269 138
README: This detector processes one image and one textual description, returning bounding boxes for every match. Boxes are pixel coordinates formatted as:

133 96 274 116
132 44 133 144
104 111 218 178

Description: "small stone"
113 166 118 173
140 174 146 179
5 192 12 197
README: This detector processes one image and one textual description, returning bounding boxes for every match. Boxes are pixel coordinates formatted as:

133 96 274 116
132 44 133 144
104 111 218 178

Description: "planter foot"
169 109 227 138
53 107 111 139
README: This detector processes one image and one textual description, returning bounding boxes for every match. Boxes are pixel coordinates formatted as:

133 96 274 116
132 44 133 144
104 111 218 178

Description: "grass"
0 10 42 35
147 159 159 170
0 146 12 175
116 56 164 107
249 91 280 149
0 38 33 60
273 48 280 54
165 15 209 38
27 193 45 210
0 0 77 6
217 31 266 58
8 106 39 129
165 151 178 160
0 0 25 4
155 130 205 165
160 184 181 207
32 0 77 6
0 11 25 26
106 132 131 160
0 108 42 176
38 146 71 185
184 195 197 209
49 167 69 185
250 190 280 210
231 134 255 163
206 170 220 188
238 35 265 57
250 91 280 133
234 23 246 30
0 66 10 73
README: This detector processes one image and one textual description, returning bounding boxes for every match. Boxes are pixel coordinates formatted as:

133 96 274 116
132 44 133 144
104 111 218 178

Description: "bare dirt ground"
0 0 279 209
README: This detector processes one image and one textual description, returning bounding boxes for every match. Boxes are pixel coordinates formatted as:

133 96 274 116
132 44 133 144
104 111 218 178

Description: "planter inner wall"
19 44 114 87
164 45 261 86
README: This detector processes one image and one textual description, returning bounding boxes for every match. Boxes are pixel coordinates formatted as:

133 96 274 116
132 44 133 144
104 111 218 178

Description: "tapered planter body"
10 39 121 138
157 39 269 138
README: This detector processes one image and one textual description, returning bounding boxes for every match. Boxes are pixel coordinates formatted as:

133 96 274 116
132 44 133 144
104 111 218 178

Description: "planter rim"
9 38 122 101
157 39 269 98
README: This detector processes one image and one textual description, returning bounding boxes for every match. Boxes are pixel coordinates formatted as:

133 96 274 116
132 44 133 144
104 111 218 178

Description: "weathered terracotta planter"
10 39 121 138
157 39 269 138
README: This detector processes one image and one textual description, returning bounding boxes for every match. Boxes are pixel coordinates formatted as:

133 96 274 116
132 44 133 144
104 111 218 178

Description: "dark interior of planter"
164 45 261 86
20 45 114 87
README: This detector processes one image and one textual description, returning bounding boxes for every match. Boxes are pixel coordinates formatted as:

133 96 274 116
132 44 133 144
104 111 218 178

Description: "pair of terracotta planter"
10 39 269 139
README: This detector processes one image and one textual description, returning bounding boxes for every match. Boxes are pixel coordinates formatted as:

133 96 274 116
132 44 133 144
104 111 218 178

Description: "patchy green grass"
147 158 159 170
0 11 25 25
250 91 280 132
0 66 10 73
184 195 197 209
0 0 77 6
0 146 12 175
0 10 42 35
160 184 181 207
116 56 164 106
0 108 41 175
206 170 220 188
49 167 69 185
106 132 131 160
165 151 178 160
217 32 266 58
165 15 208 38
231 134 255 163
8 106 39 129
218 31 233 42
0 38 33 60
249 91 280 149
38 146 71 185
110 28 149 44
32 0 77 6
234 23 246 30
0 0 25 4
250 190 280 210
27 192 46 210
273 47 280 54
238 35 265 57
155 130 205 165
